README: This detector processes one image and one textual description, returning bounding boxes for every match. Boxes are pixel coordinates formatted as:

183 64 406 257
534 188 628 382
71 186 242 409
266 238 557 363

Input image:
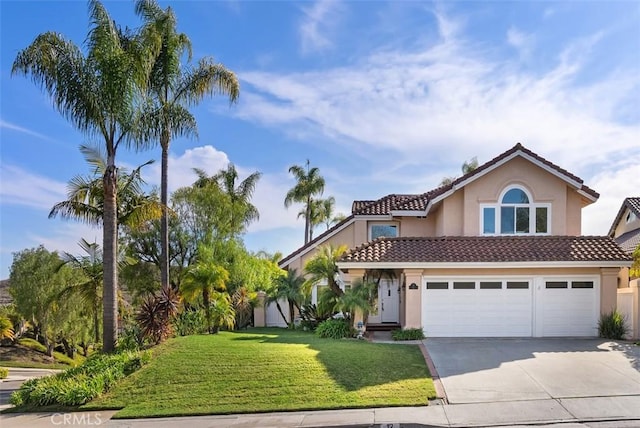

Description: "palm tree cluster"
13 0 239 352
284 160 345 244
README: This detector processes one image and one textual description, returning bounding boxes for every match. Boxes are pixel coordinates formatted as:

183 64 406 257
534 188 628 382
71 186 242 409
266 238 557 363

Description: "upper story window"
370 224 398 240
626 211 637 224
481 186 550 235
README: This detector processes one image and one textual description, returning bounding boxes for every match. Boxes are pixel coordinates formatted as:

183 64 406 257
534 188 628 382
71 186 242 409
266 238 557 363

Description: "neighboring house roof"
614 229 640 255
339 236 631 267
607 197 640 237
351 143 599 216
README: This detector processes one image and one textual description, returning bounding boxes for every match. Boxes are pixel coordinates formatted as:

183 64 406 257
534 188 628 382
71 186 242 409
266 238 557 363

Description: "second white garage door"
422 276 599 337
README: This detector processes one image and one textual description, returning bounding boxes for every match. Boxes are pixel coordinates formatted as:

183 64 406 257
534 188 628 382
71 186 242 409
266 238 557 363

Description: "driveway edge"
419 341 448 404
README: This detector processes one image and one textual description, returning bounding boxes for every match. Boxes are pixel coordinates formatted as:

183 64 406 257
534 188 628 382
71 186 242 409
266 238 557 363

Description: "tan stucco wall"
601 267 619 315
619 267 630 288
400 216 436 237
614 208 640 237
565 187 583 236
461 156 580 236
403 269 423 329
285 221 359 272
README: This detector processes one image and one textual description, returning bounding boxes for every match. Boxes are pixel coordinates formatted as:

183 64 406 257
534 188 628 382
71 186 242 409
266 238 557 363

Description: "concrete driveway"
425 338 640 404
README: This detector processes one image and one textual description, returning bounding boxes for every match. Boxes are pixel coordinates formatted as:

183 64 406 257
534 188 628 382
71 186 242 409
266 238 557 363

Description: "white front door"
381 279 399 323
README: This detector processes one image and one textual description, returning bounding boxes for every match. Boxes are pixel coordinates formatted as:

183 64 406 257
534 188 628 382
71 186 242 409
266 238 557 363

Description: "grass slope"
87 328 435 418
0 338 85 369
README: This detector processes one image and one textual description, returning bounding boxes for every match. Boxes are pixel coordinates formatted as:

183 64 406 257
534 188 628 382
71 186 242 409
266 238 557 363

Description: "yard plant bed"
86 328 435 418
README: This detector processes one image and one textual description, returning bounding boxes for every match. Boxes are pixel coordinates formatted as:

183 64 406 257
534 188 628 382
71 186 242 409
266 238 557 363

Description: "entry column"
403 269 423 329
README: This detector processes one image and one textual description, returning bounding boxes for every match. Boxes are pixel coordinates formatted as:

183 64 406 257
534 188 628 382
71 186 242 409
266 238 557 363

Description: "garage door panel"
423 280 532 337
537 284 598 337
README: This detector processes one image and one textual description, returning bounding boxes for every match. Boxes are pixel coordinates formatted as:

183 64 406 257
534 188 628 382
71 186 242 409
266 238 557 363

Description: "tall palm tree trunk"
304 196 311 244
102 162 118 353
160 129 170 291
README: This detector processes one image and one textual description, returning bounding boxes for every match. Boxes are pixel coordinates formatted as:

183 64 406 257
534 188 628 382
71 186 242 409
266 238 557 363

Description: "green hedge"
392 328 425 341
10 350 150 407
315 319 352 339
0 367 8 379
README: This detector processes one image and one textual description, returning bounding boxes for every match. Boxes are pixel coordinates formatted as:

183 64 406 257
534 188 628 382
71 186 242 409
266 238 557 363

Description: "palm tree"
338 278 377 328
193 164 261 237
304 244 348 297
181 244 230 333
49 145 162 230
284 160 325 244
12 0 157 352
440 156 479 186
57 239 104 344
270 269 306 327
135 0 240 297
297 198 324 241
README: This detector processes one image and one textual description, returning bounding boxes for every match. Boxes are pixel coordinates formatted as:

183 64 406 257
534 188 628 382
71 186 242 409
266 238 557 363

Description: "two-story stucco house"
279 143 632 337
609 197 640 339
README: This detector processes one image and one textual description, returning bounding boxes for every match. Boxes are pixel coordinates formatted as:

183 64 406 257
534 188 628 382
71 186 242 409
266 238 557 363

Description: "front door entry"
381 279 399 323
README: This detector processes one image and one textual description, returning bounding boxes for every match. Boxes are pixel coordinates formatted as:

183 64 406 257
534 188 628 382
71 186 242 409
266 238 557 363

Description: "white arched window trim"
480 185 551 235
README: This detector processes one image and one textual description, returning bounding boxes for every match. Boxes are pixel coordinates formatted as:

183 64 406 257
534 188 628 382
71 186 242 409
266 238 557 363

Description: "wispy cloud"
237 8 639 182
0 164 66 210
0 118 55 142
299 0 343 54
507 26 535 61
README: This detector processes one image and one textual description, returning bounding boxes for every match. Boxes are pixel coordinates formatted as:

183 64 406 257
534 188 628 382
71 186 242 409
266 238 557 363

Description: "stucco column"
403 269 423 329
600 267 620 315
254 291 267 327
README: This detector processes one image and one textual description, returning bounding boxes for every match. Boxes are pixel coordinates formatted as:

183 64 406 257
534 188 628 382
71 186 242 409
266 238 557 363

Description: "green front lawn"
86 328 435 418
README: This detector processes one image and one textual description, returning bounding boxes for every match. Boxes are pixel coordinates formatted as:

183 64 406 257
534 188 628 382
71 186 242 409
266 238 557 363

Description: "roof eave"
337 260 632 270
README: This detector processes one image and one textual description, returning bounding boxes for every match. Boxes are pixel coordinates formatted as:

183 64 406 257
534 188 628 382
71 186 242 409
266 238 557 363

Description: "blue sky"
1 1 639 279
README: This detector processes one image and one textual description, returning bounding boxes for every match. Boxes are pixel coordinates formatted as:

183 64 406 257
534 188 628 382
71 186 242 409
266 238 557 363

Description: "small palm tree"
269 269 306 327
0 317 15 341
284 160 326 244
181 244 230 333
209 292 235 333
304 244 348 297
194 164 261 237
339 278 378 328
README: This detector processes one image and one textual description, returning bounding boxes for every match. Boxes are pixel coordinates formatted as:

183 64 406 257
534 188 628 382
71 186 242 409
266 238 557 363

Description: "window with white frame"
481 186 550 235
369 224 398 240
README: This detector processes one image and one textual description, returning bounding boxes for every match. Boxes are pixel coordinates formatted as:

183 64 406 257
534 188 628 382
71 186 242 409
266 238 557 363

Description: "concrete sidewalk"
2 395 640 427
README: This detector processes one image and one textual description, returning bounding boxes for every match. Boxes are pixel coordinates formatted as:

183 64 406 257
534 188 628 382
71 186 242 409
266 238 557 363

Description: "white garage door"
422 277 599 337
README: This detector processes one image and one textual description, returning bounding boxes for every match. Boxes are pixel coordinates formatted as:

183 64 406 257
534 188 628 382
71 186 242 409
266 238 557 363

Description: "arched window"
481 186 550 235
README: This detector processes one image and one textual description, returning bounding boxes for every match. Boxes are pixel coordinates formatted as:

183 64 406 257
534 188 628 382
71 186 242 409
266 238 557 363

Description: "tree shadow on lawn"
228 329 432 392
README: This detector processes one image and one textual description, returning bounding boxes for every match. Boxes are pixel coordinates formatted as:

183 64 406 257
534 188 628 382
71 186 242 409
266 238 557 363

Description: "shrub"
392 328 425 341
316 319 352 339
598 310 629 340
173 309 208 336
136 286 179 344
0 367 8 379
10 350 150 407
117 323 145 352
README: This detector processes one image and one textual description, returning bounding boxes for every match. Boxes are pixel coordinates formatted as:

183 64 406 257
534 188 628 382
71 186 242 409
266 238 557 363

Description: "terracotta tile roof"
608 197 640 237
340 236 631 264
614 229 640 254
351 194 419 215
351 143 599 216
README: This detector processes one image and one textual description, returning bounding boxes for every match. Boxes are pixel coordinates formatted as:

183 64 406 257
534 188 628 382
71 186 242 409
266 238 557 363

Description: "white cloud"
507 26 534 61
143 145 231 193
0 164 67 210
236 9 639 181
582 161 640 236
26 222 102 258
299 0 343 54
